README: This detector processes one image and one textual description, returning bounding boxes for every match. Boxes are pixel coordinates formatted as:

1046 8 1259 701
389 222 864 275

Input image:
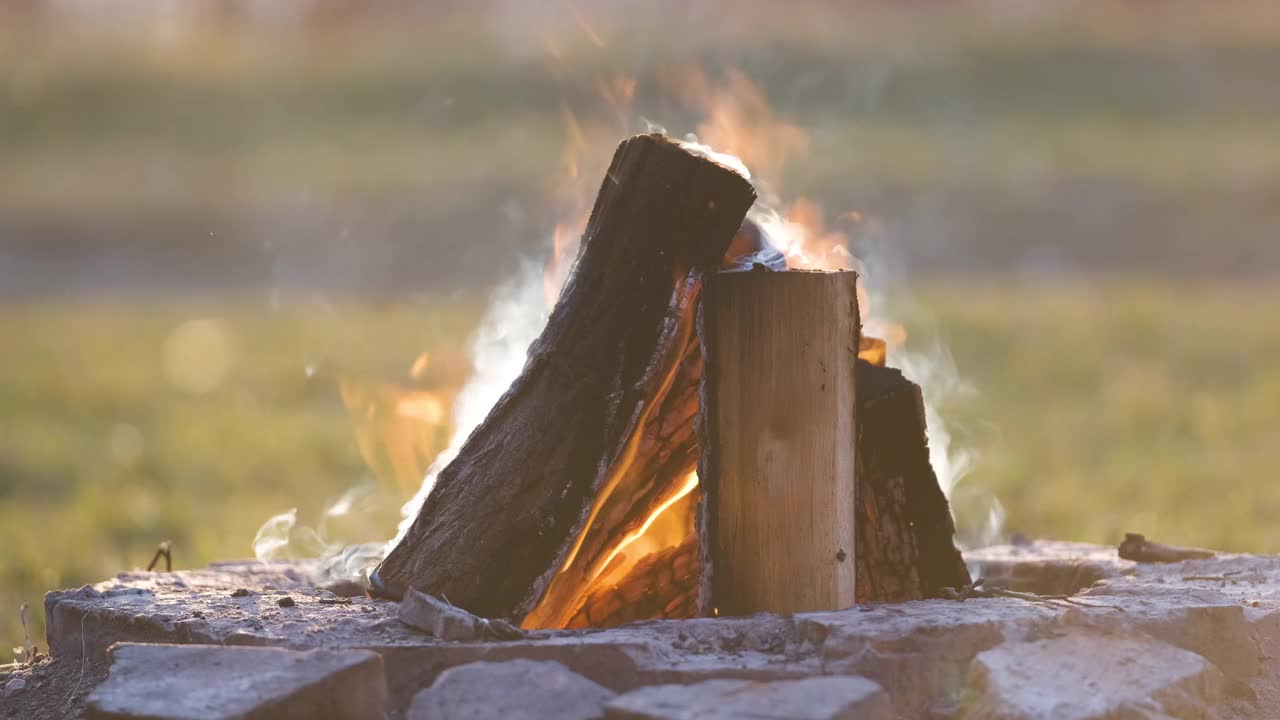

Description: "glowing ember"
599 470 699 575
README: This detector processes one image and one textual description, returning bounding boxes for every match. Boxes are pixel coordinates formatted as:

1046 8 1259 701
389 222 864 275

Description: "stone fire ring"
18 540 1280 719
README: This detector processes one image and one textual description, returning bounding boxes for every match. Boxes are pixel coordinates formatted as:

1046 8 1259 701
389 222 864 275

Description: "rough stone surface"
962 631 1224 719
3 677 27 698
604 676 891 720
85 643 387 720
408 660 614 720
966 540 1136 596
398 588 481 641
38 543 1280 719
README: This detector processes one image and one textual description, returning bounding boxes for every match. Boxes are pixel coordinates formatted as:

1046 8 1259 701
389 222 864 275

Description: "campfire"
367 134 968 629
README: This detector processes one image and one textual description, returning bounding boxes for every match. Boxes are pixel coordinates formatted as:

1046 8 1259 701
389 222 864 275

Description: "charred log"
855 360 970 601
370 134 756 624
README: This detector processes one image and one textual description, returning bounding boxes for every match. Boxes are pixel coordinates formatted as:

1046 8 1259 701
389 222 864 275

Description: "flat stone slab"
42 542 1280 719
604 676 891 720
967 540 1137 596
962 631 1224 719
408 660 614 720
85 643 386 720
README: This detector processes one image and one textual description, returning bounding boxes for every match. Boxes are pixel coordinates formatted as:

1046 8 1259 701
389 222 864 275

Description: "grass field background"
4 1 1280 649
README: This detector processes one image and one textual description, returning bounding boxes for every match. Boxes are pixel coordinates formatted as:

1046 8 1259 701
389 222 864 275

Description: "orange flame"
598 470 699 583
338 377 445 497
362 63 915 625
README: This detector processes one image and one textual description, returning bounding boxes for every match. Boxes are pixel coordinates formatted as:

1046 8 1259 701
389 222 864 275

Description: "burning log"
371 134 757 624
566 538 699 629
855 360 970 601
699 268 860 615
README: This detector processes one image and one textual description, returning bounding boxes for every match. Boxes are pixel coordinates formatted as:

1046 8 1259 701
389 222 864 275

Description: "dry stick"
20 602 33 664
146 540 172 572
67 609 91 711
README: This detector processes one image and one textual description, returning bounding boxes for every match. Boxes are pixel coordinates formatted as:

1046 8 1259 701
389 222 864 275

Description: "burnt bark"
855 360 971 601
371 134 756 622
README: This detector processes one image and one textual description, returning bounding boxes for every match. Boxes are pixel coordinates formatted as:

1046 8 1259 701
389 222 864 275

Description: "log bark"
700 268 860 615
855 360 970 601
370 134 756 623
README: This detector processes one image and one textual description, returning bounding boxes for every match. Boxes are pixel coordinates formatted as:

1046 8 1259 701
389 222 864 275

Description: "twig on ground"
939 578 1124 611
67 609 91 711
1118 532 1214 563
20 603 33 665
146 541 172 572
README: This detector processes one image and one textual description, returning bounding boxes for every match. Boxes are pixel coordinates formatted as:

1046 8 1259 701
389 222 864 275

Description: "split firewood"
1118 533 1215 563
371 134 756 626
700 268 860 615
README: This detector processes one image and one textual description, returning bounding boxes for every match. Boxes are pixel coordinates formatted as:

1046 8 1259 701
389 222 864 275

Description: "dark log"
855 360 970 601
371 134 756 624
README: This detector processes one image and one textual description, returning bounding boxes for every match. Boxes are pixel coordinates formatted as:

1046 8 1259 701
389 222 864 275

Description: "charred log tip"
367 568 404 602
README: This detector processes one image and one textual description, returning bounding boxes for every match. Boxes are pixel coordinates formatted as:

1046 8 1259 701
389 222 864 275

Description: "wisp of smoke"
388 256 562 550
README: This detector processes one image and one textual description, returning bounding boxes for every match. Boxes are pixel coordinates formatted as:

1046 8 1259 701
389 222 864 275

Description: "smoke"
860 236 1005 549
388 255 563 549
252 508 299 562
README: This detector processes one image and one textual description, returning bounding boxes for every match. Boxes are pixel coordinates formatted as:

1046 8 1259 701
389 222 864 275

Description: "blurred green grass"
5 0 1280 654
7 282 1280 649
0 295 483 652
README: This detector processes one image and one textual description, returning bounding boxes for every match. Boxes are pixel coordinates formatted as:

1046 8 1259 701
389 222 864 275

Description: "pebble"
230 589 251 598
277 596 296 608
3 677 27 698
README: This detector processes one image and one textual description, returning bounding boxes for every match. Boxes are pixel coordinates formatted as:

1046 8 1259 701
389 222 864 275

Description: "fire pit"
11 137 1276 720
21 540 1280 719
370 134 967 633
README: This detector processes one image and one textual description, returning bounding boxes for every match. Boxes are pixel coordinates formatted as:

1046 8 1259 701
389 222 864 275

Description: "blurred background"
4 0 1280 649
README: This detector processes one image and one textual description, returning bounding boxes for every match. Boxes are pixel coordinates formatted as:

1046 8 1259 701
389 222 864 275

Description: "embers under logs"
370 133 968 628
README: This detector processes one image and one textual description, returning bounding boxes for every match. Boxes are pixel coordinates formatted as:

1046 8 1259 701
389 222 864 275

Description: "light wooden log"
700 269 859 614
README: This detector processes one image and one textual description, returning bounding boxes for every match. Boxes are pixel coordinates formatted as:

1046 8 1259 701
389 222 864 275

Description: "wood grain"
702 269 859 614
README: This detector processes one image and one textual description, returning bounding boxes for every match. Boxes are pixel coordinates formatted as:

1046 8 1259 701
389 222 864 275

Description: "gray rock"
409 659 615 720
85 643 387 720
961 631 1224 720
604 676 892 720
966 540 1136 596
44 543 1280 719
3 676 27 698
399 587 481 641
